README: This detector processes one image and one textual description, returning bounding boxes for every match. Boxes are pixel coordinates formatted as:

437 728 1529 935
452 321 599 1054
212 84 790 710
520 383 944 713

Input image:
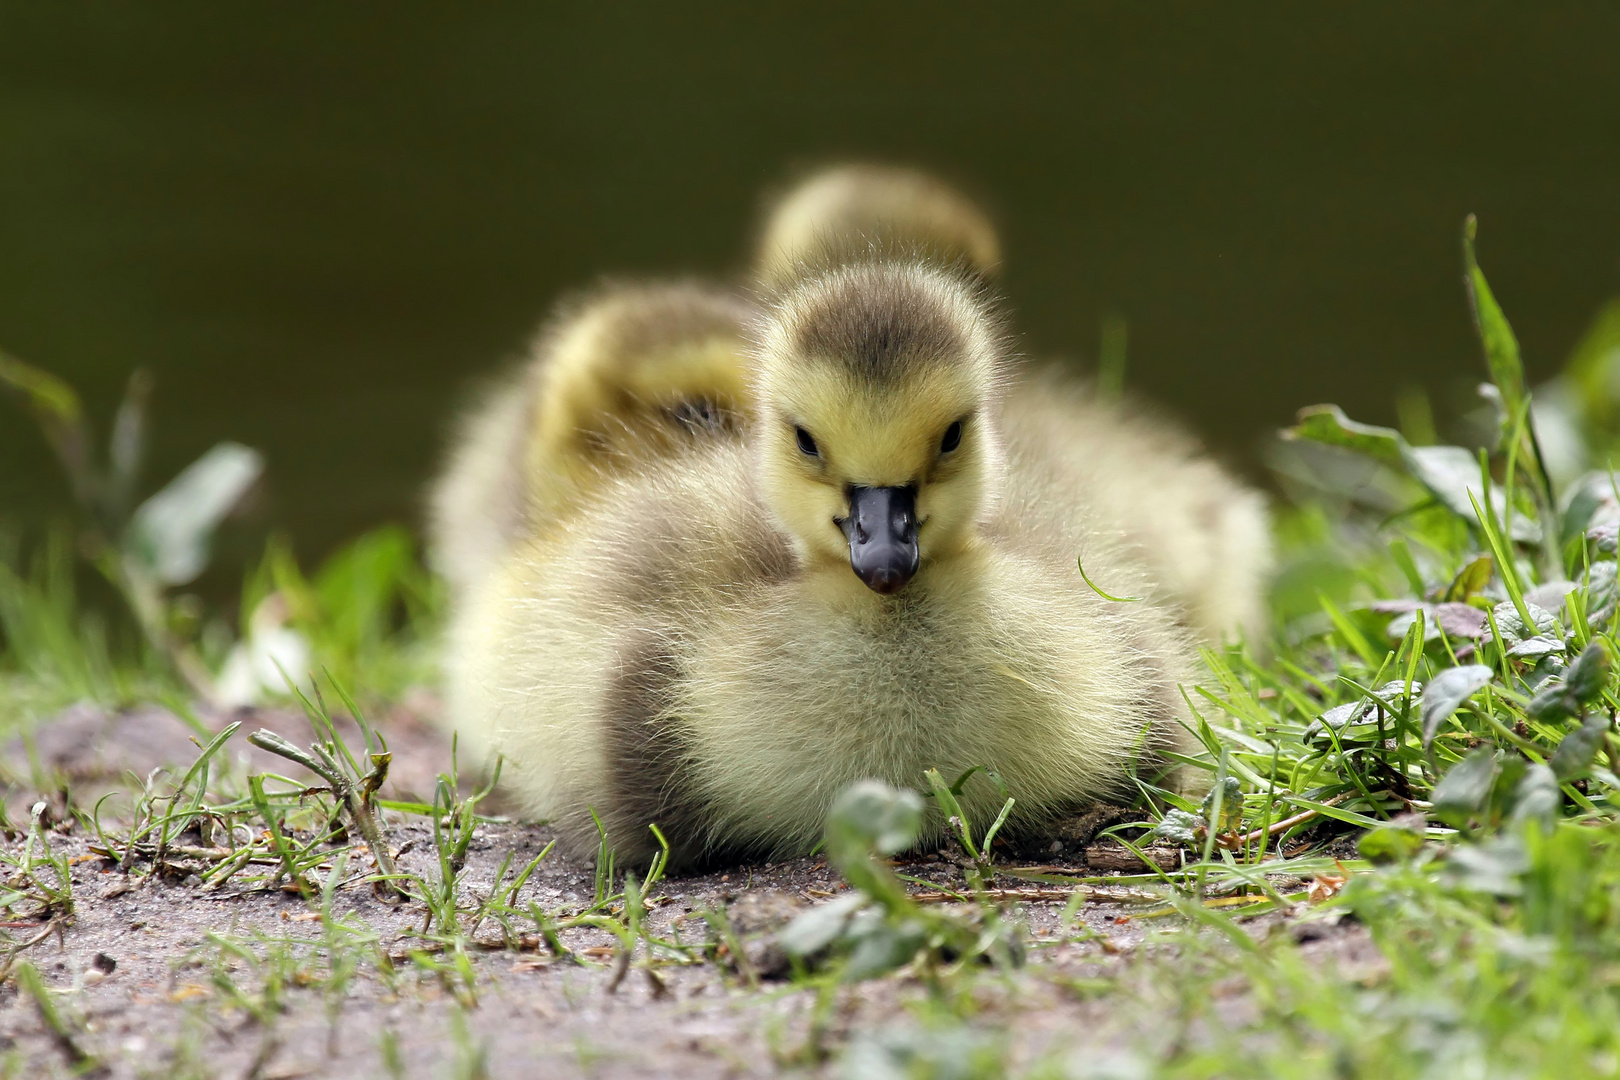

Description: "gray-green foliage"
1 352 261 703
1079 219 1620 1078
0 353 440 728
780 780 1021 984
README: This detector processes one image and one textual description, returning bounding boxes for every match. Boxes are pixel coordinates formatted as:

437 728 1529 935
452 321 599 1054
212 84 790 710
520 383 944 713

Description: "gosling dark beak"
838 485 919 594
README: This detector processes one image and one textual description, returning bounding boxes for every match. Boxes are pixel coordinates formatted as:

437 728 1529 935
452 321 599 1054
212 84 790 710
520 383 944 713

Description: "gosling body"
433 165 1272 867
1001 372 1272 642
448 261 1203 866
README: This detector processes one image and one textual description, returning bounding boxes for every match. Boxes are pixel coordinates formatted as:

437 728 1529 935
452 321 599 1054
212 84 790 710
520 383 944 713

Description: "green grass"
7 221 1620 1076
0 524 439 735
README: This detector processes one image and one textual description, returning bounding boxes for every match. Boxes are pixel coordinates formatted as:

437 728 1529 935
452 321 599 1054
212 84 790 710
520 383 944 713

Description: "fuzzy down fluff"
434 170 1272 869
446 442 1207 866
441 292 1269 868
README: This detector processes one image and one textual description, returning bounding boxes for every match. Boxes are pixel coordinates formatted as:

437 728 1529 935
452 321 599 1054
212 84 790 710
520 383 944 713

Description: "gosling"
428 280 753 605
446 257 1213 868
755 162 1002 289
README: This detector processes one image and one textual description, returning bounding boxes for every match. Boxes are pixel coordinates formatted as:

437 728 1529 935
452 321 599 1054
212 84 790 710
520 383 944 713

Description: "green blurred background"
4 4 1619 579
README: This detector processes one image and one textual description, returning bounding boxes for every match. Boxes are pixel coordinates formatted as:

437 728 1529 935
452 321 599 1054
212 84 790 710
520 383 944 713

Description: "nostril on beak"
843 485 921 594
863 566 907 594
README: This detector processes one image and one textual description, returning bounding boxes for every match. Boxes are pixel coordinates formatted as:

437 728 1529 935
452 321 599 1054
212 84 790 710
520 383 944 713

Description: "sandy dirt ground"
0 705 1376 1079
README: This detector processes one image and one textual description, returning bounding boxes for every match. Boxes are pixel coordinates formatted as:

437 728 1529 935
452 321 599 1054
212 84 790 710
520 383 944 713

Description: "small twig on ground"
0 918 64 983
1229 792 1351 848
605 942 633 993
94 842 237 863
909 885 1164 905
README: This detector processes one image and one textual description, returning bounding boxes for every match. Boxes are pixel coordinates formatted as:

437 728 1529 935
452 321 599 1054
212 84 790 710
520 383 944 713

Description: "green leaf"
1433 747 1501 824
1412 445 1537 542
1566 639 1612 701
1283 405 1405 468
1509 764 1560 831
0 349 82 426
1358 822 1424 863
1563 298 1620 425
1560 471 1618 548
125 442 264 586
1550 712 1611 782
1442 555 1494 603
1305 681 1416 742
0 349 96 508
827 780 923 859
1529 641 1612 721
1463 215 1527 424
1507 634 1565 660
1283 796 1386 830
1404 445 1485 519
923 767 973 855
1586 561 1618 627
1476 382 1509 451
1444 834 1528 896
1149 808 1204 847
1199 776 1243 836
1285 405 1537 540
946 765 987 798
1489 601 1558 649
1076 553 1142 603
778 892 864 957
107 369 152 520
1420 665 1494 749
172 720 242 797
843 912 926 981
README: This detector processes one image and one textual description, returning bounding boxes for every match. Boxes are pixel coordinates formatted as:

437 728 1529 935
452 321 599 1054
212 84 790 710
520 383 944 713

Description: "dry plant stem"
606 943 632 993
1212 792 1351 850
909 886 1164 905
90 842 294 880
97 843 240 863
0 918 64 983
246 730 404 899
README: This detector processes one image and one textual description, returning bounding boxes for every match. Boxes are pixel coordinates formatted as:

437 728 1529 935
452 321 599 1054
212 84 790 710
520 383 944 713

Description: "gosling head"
755 164 1002 292
752 261 1009 595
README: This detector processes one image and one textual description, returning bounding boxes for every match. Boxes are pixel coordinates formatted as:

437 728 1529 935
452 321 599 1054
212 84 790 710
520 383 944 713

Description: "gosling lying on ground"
445 257 1222 868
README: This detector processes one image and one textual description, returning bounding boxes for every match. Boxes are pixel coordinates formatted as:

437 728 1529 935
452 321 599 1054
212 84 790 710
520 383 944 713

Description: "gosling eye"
940 420 964 454
795 426 820 458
